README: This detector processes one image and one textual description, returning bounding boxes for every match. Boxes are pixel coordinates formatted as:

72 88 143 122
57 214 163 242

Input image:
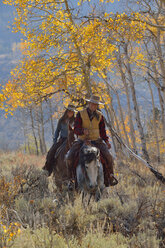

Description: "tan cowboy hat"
65 104 77 112
85 95 104 105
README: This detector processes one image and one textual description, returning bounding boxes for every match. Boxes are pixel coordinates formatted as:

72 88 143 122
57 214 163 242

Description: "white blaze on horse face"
85 159 100 188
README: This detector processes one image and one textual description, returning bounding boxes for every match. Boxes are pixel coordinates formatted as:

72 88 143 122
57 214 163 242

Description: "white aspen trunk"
29 108 39 155
147 80 161 162
152 64 165 139
108 97 123 153
27 139 31 154
157 87 165 139
155 29 165 102
101 72 124 152
117 56 137 153
48 99 55 141
104 106 117 154
36 109 44 155
124 45 149 161
101 72 123 152
40 102 47 154
116 91 130 147
21 110 28 153
144 41 165 138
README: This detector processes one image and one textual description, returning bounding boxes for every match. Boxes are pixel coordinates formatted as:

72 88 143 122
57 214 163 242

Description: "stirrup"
67 180 75 191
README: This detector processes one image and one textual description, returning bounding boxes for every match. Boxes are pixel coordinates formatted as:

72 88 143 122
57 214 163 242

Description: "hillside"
0 151 164 247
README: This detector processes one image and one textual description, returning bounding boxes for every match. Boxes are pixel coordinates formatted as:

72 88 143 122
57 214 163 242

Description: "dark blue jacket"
53 120 68 144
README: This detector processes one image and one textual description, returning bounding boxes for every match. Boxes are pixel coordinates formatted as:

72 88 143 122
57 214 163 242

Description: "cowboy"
66 95 118 187
43 104 76 176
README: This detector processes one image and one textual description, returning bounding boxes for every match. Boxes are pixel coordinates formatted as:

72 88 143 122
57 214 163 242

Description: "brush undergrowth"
0 151 164 248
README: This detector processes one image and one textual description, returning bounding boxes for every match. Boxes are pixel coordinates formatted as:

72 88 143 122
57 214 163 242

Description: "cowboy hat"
85 95 104 105
65 104 77 112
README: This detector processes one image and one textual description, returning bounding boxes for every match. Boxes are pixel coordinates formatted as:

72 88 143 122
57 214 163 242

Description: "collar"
87 108 99 121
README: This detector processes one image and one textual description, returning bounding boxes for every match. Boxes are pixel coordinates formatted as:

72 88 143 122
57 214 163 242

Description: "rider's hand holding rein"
84 128 89 136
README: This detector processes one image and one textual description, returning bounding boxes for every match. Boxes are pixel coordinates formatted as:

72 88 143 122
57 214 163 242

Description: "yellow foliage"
1 0 146 113
0 93 5 109
0 221 21 247
0 175 24 209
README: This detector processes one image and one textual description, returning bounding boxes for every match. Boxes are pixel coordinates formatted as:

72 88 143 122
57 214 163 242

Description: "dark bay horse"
52 127 75 190
52 129 110 203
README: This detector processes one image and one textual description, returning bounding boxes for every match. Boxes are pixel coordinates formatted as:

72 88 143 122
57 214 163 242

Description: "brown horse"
52 126 75 190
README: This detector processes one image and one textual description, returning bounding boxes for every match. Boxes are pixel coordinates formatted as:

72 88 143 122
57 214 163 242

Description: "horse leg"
82 191 90 208
82 191 85 205
95 188 101 202
87 193 93 205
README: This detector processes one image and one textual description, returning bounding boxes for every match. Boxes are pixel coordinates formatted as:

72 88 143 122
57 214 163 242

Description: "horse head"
79 145 101 191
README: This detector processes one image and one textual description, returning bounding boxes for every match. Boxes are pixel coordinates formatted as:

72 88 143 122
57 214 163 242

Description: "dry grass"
0 151 164 248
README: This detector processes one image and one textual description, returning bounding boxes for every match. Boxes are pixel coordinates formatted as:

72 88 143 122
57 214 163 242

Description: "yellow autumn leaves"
1 0 148 113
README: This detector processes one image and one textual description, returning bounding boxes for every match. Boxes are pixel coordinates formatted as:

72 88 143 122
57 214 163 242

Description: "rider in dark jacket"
43 104 76 176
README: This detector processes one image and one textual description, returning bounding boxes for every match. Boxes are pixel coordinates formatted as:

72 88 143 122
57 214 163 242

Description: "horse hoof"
67 181 74 191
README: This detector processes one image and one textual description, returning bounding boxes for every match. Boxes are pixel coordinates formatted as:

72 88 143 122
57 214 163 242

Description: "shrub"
0 222 21 248
12 227 68 248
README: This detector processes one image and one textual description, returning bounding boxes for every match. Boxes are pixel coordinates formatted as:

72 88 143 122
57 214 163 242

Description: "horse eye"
85 165 88 169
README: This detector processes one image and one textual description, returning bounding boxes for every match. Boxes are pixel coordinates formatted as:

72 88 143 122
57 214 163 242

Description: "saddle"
54 140 67 160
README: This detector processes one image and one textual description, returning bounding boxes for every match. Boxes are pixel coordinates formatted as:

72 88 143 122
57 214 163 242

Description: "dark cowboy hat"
65 104 77 112
85 95 104 105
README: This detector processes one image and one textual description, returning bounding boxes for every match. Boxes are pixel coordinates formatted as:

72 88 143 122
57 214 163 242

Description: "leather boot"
66 159 75 190
109 174 118 186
